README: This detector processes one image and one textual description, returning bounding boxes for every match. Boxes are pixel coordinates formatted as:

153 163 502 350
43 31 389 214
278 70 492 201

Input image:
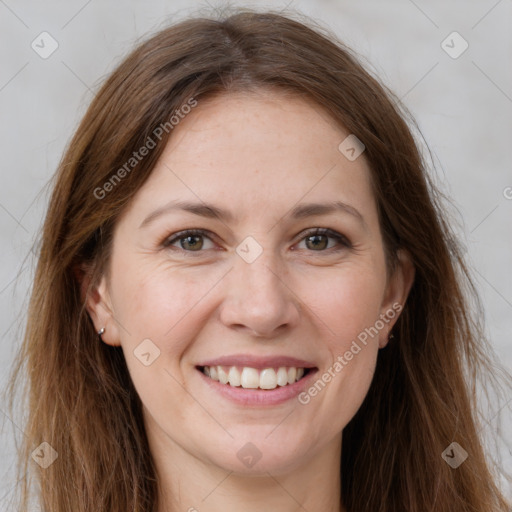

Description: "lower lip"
196 368 319 406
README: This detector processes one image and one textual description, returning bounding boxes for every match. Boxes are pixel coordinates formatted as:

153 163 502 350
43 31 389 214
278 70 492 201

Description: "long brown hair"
5 8 511 511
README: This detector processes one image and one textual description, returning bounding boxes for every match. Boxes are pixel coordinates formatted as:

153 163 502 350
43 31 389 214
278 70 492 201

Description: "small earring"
389 332 394 339
98 327 105 340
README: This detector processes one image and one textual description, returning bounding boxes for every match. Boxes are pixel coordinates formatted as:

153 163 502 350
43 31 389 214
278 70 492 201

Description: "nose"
218 249 301 338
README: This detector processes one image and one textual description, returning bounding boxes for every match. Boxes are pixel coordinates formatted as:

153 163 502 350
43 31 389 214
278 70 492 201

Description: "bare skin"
84 90 414 512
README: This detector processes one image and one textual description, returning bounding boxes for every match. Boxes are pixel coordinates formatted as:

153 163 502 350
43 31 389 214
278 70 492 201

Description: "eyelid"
162 228 219 250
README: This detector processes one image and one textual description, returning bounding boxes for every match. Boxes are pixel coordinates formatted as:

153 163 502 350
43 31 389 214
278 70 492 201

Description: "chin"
203 435 311 476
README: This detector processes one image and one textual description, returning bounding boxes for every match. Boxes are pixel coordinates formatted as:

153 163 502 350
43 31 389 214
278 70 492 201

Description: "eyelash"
161 228 352 255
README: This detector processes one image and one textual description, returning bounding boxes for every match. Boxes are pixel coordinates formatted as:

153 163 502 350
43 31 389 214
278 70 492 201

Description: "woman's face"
88 91 413 475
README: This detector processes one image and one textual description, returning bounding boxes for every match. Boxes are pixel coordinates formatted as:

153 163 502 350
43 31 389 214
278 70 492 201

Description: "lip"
196 366 319 406
197 354 317 370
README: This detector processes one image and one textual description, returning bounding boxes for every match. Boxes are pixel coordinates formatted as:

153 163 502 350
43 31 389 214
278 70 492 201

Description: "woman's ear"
378 248 415 348
73 264 121 347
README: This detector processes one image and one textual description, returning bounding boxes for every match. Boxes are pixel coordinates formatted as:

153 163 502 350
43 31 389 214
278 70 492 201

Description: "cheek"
308 263 386 343
113 267 212 420
111 257 225 358
293 266 384 429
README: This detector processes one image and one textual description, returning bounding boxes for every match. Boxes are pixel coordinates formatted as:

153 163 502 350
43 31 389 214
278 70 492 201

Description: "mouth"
196 365 316 391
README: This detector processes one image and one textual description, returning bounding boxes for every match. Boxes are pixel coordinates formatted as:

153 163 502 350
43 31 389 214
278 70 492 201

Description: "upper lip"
197 355 317 370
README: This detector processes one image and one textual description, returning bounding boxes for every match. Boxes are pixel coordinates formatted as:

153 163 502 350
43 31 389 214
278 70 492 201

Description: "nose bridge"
239 246 282 297
219 239 300 336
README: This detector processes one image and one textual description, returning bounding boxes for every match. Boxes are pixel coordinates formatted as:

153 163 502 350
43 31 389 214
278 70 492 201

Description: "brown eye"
304 233 330 250
179 234 204 251
297 228 351 252
163 229 216 252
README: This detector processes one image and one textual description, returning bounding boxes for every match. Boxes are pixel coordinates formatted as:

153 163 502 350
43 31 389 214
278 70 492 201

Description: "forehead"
122 90 377 228
164 90 356 168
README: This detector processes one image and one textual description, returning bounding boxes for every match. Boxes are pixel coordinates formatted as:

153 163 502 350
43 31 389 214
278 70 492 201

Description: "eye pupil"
182 235 203 251
306 234 328 250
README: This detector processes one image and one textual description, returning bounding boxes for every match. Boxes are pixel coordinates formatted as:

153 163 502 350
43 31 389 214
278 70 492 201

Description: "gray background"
1 0 511 507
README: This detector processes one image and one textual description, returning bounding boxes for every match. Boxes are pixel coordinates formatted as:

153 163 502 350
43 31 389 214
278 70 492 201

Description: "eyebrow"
139 200 367 229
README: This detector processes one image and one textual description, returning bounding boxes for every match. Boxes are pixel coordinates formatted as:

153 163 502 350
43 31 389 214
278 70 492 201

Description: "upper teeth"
203 366 306 390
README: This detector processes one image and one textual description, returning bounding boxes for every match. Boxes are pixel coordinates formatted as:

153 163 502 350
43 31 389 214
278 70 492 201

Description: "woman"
6 8 511 512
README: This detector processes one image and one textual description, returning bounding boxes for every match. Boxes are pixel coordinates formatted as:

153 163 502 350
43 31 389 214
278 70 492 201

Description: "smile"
199 365 311 390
